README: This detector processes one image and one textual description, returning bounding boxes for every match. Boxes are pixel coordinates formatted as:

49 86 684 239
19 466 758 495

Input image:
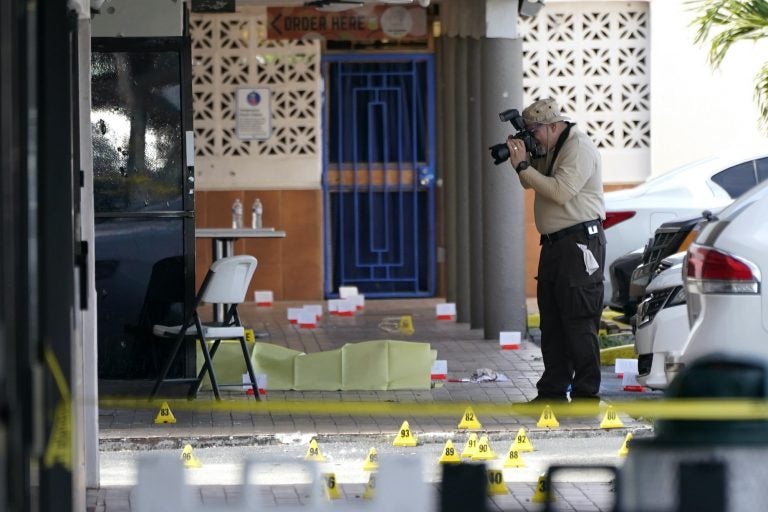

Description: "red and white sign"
304 304 323 321
614 358 638 379
287 307 302 324
339 286 359 299
337 299 356 317
298 308 317 329
350 294 365 311
243 373 268 397
266 5 427 42
431 360 447 381
622 371 644 392
436 303 456 320
254 290 274 307
499 331 521 350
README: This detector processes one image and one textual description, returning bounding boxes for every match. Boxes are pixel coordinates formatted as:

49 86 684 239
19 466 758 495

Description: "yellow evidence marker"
461 433 479 458
322 473 341 500
536 405 560 428
512 427 534 452
531 474 555 504
471 435 496 461
503 443 526 468
393 420 417 447
399 315 415 335
180 444 202 469
618 433 633 457
600 406 625 429
457 406 482 429
154 401 176 424
363 447 379 471
438 440 461 464
304 438 326 461
487 469 509 496
362 473 376 500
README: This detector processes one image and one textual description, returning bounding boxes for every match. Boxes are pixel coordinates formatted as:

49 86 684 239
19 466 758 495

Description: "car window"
710 161 757 198
757 157 768 183
713 178 768 222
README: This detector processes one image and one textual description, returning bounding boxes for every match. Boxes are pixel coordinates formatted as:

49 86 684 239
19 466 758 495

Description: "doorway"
323 54 436 298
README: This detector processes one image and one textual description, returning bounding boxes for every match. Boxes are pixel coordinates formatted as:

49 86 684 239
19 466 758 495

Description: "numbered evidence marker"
599 405 624 429
393 420 417 447
457 406 482 430
399 315 415 335
503 443 526 468
461 433 479 458
618 433 633 457
512 427 534 452
487 469 509 496
471 435 497 461
536 405 560 428
438 440 461 464
363 447 379 471
154 401 176 424
322 473 341 500
531 474 556 504
362 472 376 500
304 438 326 461
180 444 202 469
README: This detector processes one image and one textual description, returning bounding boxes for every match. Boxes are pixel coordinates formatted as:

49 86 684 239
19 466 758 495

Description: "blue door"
323 54 436 298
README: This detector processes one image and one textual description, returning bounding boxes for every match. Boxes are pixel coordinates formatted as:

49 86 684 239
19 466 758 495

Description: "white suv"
634 254 688 390
602 153 768 302
681 179 768 371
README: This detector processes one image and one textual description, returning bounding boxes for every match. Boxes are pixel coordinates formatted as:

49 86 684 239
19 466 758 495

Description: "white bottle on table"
251 198 263 229
232 198 243 229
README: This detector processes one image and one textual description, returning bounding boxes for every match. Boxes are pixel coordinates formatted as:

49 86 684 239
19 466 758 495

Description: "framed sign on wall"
236 87 271 140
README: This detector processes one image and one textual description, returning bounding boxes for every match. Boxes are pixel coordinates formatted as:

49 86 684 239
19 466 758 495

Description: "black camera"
489 109 544 165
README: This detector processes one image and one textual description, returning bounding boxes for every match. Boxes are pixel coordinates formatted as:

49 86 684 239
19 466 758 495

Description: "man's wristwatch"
515 160 530 173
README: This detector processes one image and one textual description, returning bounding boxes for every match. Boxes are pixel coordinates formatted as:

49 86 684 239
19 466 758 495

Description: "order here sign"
267 5 427 41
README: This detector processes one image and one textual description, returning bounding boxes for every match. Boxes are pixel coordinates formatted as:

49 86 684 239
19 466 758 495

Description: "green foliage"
688 0 768 131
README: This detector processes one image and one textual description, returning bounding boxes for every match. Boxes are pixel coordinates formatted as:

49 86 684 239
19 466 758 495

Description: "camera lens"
489 143 509 165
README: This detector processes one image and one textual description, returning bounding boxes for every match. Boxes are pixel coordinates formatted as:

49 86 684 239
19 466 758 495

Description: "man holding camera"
506 97 605 404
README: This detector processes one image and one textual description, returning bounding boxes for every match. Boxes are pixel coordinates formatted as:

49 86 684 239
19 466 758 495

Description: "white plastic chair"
150 255 260 400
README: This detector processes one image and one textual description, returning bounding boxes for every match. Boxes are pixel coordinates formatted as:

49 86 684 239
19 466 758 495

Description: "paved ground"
92 298 661 511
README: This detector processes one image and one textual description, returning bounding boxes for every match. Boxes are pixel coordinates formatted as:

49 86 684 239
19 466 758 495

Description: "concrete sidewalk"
98 299 658 447
92 298 658 512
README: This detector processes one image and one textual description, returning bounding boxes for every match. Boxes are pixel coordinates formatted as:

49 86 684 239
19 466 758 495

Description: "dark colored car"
607 214 707 325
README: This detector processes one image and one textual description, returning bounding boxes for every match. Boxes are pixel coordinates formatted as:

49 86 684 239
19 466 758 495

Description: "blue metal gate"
323 54 435 298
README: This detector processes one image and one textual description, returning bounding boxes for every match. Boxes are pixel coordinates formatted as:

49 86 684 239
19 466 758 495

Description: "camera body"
489 109 544 165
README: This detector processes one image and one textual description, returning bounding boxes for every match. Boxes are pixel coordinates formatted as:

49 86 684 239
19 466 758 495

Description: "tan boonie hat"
522 97 570 125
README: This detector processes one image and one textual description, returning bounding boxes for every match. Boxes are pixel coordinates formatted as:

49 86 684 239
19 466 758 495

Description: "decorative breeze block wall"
520 1 650 182
190 6 322 189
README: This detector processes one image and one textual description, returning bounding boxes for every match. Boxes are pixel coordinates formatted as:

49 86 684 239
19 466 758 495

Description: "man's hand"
506 136 527 169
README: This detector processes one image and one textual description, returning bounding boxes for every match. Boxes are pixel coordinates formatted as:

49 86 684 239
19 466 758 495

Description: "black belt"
540 219 602 244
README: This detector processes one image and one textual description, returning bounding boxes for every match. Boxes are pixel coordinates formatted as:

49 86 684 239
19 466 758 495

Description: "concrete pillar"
442 36 457 302
467 37 485 329
481 36 527 340
440 0 526 338
454 38 470 323
435 37 446 296
77 18 99 491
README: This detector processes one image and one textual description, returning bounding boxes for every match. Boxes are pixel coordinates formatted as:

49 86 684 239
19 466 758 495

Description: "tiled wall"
195 189 323 300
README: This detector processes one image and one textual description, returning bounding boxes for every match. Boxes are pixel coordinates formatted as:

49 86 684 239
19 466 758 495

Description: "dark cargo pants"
535 224 606 399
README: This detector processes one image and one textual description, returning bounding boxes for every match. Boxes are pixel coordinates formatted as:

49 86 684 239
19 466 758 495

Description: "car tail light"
603 211 636 229
685 244 760 294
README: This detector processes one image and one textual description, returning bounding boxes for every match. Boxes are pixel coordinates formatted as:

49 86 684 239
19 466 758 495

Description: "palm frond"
688 0 768 68
756 63 768 133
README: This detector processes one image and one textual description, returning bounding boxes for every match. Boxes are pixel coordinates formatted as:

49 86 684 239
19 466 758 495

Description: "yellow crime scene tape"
43 347 73 470
97 396 768 421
